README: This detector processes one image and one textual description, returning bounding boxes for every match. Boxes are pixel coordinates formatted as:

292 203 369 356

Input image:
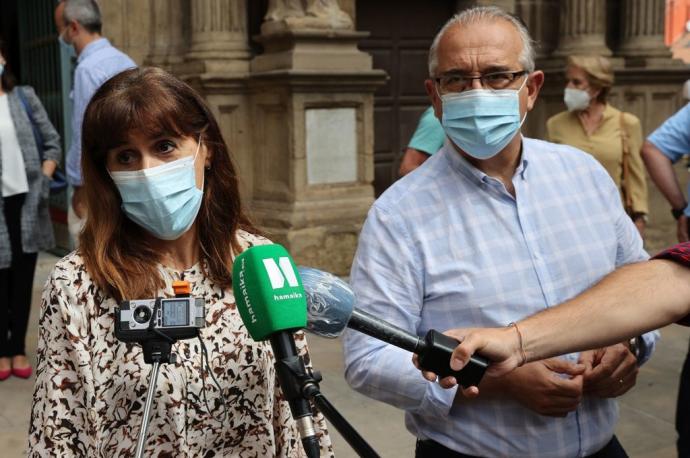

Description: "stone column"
249 0 386 275
145 0 188 70
173 0 254 203
515 0 559 59
553 0 611 56
182 0 251 74
618 0 671 61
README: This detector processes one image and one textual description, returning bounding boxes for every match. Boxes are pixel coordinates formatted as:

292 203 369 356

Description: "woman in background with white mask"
28 67 333 457
547 55 648 237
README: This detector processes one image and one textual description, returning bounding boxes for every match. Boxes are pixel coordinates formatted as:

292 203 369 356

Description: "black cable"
198 335 228 423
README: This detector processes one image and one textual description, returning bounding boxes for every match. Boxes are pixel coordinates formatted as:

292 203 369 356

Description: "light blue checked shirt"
66 38 135 186
343 138 658 458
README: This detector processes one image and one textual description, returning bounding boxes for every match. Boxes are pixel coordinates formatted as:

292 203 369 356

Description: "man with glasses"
343 6 656 458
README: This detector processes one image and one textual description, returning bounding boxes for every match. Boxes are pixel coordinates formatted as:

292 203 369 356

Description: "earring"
205 164 211 170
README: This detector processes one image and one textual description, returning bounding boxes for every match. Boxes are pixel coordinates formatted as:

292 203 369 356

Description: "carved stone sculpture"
263 0 353 33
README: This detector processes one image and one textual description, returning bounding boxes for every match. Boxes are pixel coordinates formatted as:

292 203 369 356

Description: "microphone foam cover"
298 266 354 338
232 244 307 341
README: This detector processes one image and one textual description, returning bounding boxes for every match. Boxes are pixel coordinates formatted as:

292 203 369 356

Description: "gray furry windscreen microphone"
297 266 354 338
298 266 489 389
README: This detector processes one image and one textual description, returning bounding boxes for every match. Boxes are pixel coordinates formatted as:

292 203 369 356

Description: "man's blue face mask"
58 30 76 57
109 137 204 241
439 76 528 160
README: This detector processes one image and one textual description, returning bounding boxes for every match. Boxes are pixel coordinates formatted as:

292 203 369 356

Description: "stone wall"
96 0 687 273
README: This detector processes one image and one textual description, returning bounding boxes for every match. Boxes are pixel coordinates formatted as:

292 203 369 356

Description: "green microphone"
233 243 307 339
232 244 319 458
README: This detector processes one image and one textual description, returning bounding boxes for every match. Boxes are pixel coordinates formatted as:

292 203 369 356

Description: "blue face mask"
58 31 76 57
110 140 204 240
0 64 4 77
440 78 528 160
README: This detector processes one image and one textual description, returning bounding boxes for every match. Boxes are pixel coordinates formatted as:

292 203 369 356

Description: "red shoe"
12 366 32 379
0 369 10 381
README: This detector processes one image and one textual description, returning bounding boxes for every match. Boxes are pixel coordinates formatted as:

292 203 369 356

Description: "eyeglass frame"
434 70 529 94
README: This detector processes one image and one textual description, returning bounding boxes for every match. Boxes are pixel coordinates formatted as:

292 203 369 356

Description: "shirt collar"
78 38 110 63
601 103 617 121
443 137 530 186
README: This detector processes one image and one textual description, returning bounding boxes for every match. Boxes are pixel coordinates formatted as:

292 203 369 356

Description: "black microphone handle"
270 333 320 458
417 330 489 389
347 309 488 389
348 308 423 354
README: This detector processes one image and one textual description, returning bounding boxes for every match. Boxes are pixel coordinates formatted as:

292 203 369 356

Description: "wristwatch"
628 336 642 361
672 207 687 220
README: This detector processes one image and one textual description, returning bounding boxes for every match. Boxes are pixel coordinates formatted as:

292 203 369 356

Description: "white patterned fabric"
29 230 333 457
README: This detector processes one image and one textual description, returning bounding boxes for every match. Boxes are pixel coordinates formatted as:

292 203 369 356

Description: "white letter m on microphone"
263 257 299 289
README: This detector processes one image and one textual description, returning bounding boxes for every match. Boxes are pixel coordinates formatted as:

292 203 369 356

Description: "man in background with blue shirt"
54 0 135 243
398 106 445 176
343 6 658 458
641 102 690 457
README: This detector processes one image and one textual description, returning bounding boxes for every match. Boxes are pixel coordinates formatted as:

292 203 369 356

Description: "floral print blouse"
28 231 334 457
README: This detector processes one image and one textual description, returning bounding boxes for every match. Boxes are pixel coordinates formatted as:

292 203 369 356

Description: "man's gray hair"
428 6 535 77
62 0 102 34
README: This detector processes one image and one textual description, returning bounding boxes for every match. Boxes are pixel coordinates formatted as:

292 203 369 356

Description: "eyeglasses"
435 70 528 93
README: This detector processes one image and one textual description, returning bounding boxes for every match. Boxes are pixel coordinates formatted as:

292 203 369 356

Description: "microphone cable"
198 335 229 423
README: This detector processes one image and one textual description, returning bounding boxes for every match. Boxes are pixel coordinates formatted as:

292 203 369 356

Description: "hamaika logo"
262 257 304 301
263 257 298 288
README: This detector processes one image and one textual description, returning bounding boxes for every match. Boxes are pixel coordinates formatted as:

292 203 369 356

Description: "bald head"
56 0 102 35
428 6 535 78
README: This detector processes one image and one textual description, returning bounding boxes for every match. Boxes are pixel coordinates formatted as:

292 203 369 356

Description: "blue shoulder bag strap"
16 86 46 162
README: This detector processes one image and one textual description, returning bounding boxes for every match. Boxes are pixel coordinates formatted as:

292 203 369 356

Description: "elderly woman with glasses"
547 55 648 237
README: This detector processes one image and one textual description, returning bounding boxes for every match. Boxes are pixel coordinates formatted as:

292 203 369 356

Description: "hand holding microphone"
298 267 489 389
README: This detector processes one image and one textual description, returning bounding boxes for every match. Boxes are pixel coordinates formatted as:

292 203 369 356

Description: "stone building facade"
90 1 690 272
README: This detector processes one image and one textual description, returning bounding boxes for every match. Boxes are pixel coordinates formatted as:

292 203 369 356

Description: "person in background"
28 67 333 456
547 55 648 237
398 106 445 176
0 42 61 380
641 101 690 457
54 0 135 244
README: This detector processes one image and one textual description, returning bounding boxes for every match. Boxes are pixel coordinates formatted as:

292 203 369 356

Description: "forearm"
519 260 690 363
398 148 430 176
642 142 686 209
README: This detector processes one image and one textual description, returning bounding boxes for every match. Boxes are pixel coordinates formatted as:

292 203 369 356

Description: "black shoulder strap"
15 86 34 121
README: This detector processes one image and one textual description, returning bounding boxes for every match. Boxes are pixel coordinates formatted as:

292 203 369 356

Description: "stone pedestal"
553 0 611 57
249 25 386 274
252 29 372 73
